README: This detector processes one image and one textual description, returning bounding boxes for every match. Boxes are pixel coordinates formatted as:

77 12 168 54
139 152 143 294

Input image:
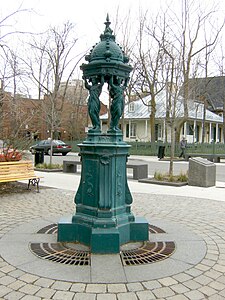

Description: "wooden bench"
63 160 148 180
185 153 225 163
0 160 41 192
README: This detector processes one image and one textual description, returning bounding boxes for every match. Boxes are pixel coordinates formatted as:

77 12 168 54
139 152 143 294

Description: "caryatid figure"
84 75 104 132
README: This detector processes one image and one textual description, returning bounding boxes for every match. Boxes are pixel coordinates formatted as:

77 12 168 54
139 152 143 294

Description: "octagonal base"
57 133 149 253
58 216 148 254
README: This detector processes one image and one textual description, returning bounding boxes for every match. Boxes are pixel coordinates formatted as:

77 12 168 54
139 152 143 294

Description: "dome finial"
105 13 110 27
101 13 114 40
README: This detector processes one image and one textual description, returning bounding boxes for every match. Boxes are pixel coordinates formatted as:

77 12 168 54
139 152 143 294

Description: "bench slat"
0 160 41 192
0 176 39 182
0 173 37 179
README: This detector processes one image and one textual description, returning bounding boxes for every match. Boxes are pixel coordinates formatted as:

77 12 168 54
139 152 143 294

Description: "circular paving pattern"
0 196 205 283
30 223 175 266
1 188 225 299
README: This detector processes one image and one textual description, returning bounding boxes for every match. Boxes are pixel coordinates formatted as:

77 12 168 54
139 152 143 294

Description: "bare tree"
134 0 224 144
212 41 225 143
0 5 33 45
24 21 83 163
172 0 224 141
135 11 168 142
0 44 40 153
0 5 41 154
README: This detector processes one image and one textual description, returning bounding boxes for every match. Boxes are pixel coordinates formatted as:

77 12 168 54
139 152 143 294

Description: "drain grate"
148 224 166 234
37 224 58 234
120 241 175 266
29 242 90 266
32 223 175 267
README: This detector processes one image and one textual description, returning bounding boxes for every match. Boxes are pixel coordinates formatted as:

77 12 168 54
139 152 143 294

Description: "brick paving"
0 187 225 299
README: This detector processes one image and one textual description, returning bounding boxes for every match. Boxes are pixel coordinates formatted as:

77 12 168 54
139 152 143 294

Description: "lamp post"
58 15 149 253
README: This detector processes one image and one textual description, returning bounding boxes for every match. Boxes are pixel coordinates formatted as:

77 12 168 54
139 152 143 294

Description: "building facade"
0 84 107 142
101 90 224 143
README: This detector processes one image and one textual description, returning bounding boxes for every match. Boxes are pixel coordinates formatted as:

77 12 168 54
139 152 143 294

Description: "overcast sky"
1 0 160 49
2 1 224 58
2 0 224 53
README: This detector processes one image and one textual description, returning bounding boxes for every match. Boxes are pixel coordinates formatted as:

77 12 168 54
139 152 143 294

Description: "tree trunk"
223 99 225 142
202 103 206 143
169 122 176 176
50 130 53 165
150 96 156 142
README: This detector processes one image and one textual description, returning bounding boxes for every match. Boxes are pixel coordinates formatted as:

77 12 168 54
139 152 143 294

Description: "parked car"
29 140 72 156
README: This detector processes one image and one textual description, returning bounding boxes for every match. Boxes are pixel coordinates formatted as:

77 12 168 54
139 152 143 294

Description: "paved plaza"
0 157 225 299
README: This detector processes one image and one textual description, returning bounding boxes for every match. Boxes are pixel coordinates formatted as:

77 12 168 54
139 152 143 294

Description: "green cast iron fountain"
58 15 149 253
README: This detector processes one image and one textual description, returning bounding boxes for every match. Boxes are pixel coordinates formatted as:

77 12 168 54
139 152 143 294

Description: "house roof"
101 90 223 123
187 76 225 111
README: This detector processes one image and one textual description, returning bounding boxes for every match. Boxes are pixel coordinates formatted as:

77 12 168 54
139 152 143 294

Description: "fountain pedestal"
58 133 148 253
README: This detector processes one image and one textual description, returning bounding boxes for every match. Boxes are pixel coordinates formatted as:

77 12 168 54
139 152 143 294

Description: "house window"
126 123 137 138
196 125 200 142
128 102 135 112
187 123 194 135
126 124 129 138
130 123 137 138
155 124 162 140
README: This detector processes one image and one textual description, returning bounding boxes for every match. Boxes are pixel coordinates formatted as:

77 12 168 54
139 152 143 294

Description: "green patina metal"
81 14 132 133
58 15 149 253
81 14 132 82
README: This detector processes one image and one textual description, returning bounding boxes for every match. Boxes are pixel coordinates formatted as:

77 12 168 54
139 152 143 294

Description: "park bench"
63 160 148 180
184 153 225 163
0 160 41 192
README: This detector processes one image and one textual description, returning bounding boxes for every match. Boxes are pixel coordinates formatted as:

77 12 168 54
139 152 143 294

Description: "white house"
101 90 224 143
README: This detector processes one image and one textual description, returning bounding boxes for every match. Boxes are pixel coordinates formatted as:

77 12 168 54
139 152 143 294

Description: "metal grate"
120 241 175 266
31 223 175 267
37 224 58 234
29 242 90 266
148 224 166 234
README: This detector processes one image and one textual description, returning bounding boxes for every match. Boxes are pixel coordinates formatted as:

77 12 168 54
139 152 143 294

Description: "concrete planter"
34 168 63 173
139 177 188 187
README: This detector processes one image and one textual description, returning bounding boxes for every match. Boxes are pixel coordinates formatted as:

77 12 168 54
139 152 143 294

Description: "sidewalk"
36 167 225 202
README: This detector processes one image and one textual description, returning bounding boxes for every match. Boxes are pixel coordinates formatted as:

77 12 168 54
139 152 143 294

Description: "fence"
66 140 225 157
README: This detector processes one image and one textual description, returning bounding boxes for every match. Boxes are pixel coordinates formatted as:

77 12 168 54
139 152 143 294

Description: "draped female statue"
84 75 104 132
109 76 128 132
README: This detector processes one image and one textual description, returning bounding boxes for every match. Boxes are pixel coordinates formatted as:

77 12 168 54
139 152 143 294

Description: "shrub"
177 171 188 182
154 171 188 182
154 171 164 181
35 163 62 169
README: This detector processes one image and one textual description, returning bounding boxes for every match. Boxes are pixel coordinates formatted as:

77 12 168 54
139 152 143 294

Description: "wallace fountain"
57 15 149 253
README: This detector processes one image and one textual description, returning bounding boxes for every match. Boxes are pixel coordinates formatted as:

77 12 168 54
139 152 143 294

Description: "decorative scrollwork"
100 155 110 165
28 178 40 193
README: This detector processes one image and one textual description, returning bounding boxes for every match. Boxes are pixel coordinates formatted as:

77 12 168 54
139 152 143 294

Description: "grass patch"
154 171 188 182
35 163 62 169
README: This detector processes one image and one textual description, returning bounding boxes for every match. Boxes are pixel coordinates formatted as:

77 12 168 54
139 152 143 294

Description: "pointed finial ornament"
101 13 114 41
104 13 110 28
